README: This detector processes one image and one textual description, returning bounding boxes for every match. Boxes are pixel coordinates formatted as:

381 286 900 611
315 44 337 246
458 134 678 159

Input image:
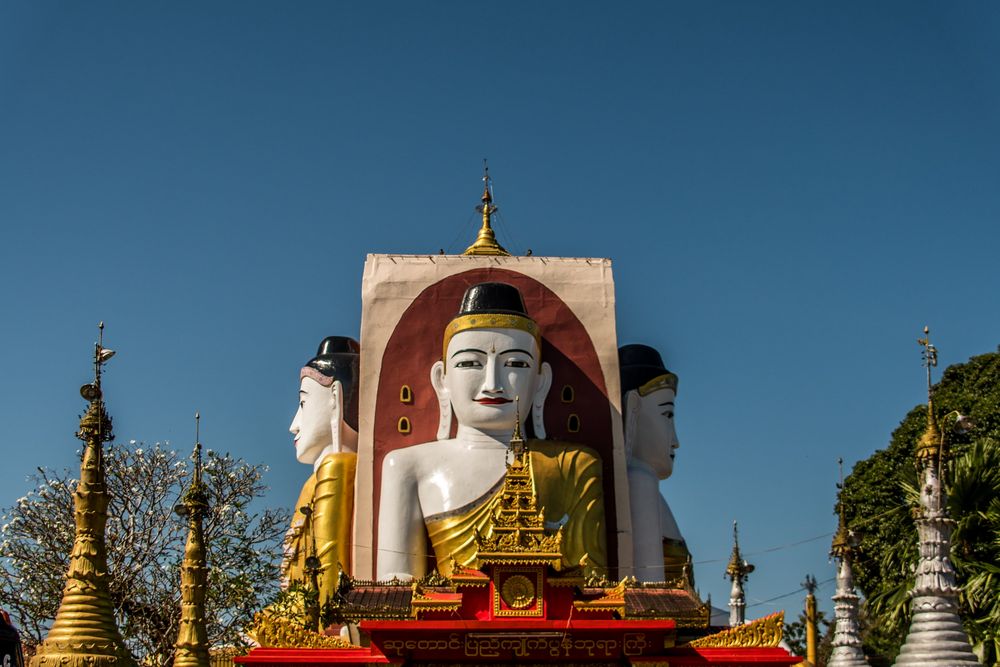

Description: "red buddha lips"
475 397 512 405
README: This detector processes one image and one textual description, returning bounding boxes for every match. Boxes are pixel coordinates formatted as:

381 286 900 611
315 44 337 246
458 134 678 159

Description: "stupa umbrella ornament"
173 413 212 667
827 459 868 667
725 521 754 627
463 161 510 256
892 327 979 666
30 323 135 667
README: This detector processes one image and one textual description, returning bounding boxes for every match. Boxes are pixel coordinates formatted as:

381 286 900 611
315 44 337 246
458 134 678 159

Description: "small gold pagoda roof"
474 415 562 568
463 165 510 256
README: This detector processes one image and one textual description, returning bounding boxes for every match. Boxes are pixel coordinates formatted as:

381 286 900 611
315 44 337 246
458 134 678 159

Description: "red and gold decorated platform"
237 428 798 666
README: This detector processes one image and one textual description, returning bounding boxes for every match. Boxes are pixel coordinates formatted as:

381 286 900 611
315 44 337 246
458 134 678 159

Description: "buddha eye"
504 358 530 368
455 359 482 369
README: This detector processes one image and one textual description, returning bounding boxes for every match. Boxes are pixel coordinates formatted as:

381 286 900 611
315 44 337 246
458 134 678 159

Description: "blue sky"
2 2 998 621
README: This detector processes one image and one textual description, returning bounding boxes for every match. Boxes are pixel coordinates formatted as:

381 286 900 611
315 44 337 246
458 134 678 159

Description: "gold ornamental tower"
463 163 510 256
173 415 211 667
31 324 135 667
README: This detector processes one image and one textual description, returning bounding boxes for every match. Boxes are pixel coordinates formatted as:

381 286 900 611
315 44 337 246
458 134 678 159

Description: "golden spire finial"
831 458 854 557
510 396 525 457
31 326 134 667
726 521 754 580
463 160 510 256
174 412 211 667
916 326 941 461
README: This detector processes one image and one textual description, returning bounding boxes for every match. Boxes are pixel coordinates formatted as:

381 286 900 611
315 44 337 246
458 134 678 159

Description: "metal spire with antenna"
915 326 941 461
463 160 510 256
174 412 211 667
893 329 979 666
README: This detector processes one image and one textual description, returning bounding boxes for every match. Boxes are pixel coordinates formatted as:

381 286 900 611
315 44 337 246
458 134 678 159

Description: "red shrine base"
237 618 800 666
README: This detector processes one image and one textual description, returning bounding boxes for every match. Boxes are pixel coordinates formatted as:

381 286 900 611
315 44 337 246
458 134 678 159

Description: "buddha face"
630 386 679 479
431 327 552 435
289 376 339 464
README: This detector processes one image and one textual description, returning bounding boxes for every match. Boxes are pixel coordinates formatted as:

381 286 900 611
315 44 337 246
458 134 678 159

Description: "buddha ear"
329 380 344 452
624 390 641 462
531 362 553 440
430 360 452 440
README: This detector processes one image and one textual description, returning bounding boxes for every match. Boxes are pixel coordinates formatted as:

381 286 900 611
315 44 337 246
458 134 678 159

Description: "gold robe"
282 452 356 605
664 538 694 586
425 440 606 576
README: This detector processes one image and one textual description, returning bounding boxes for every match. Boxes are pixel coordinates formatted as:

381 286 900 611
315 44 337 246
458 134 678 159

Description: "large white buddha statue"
619 343 690 584
377 282 607 580
283 336 360 604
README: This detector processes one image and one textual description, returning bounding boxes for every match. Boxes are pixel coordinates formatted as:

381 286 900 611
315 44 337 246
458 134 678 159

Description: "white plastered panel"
353 254 632 577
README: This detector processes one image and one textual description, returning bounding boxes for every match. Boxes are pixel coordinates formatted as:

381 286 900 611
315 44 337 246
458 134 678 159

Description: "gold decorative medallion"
500 574 536 609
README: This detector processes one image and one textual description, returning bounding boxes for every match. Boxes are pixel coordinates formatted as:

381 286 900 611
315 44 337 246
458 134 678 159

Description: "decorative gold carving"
443 313 541 363
400 385 413 403
500 574 536 609
31 325 135 667
417 569 452 588
397 416 411 434
687 611 785 648
561 385 575 403
492 567 544 617
249 609 355 649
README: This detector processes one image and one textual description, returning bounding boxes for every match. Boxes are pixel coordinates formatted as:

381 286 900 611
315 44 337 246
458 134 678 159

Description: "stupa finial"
464 160 510 256
916 326 941 462
30 326 134 667
510 396 525 457
725 521 754 626
726 521 753 581
831 458 853 558
174 412 211 667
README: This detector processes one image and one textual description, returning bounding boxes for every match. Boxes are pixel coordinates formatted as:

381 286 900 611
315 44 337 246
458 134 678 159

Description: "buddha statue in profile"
619 343 690 584
283 336 360 604
376 282 607 580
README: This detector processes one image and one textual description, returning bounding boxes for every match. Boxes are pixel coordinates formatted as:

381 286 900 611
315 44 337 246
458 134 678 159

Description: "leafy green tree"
783 608 831 665
839 348 1000 665
0 443 289 666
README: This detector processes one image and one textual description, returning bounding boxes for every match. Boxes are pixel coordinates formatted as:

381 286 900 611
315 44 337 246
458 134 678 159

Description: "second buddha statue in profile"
376 282 607 580
283 336 360 605
619 343 690 584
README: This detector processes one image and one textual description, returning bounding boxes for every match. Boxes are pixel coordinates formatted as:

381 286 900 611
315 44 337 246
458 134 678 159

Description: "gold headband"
442 313 542 365
637 372 679 397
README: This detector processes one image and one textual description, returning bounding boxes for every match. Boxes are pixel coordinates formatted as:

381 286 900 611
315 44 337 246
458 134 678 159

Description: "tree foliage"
783 608 831 666
0 443 289 665
839 348 1000 665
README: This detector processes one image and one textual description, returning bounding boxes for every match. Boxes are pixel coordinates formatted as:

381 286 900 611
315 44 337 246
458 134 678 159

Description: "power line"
748 576 835 608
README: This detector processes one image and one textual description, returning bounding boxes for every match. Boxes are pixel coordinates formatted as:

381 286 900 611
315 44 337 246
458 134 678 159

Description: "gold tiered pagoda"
173 416 211 667
30 325 135 667
472 412 563 571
